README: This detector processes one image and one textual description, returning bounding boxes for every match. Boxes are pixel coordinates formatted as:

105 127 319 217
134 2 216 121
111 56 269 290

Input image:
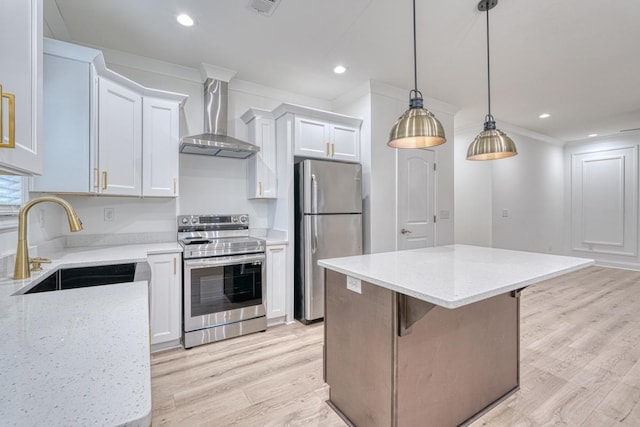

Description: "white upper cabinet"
294 116 330 159
242 108 277 199
0 0 43 175
98 77 142 196
330 123 359 162
143 98 179 197
274 104 362 163
32 49 92 192
31 39 186 196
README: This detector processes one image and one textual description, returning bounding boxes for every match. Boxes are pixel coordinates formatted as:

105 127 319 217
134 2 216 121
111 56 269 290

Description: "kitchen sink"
16 262 150 295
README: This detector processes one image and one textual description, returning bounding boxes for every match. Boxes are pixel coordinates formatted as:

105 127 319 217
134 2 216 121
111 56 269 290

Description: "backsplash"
64 232 176 248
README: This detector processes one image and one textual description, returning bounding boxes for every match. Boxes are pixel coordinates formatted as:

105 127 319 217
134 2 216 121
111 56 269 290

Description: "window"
0 175 23 229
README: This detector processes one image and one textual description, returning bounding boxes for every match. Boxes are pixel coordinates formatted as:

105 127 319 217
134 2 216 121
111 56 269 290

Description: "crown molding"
455 121 566 146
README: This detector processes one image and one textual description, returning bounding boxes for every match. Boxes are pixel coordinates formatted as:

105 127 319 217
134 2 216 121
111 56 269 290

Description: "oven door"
184 253 266 332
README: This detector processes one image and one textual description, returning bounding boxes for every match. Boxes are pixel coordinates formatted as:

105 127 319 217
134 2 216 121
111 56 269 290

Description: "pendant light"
466 0 517 161
388 0 446 149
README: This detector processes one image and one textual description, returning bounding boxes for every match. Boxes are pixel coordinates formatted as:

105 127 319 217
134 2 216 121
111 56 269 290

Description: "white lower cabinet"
148 253 182 351
266 245 287 323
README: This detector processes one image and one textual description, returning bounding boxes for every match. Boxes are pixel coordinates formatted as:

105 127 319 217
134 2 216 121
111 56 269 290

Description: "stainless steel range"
178 214 266 348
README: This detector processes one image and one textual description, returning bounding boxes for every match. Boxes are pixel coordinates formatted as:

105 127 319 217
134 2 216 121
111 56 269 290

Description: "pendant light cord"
413 0 418 93
486 4 492 120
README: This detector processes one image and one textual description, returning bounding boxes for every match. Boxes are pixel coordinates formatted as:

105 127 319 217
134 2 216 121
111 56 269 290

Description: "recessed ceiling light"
538 113 551 119
588 133 598 137
177 14 194 27
333 65 347 74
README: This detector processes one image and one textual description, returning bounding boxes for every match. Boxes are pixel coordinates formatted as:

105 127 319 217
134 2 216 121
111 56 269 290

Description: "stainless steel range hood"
180 79 260 159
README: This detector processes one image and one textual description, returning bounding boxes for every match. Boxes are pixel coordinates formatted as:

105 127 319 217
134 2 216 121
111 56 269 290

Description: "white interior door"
397 149 436 250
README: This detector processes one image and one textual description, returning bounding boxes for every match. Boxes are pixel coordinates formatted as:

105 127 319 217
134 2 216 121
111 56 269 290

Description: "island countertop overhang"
318 244 595 308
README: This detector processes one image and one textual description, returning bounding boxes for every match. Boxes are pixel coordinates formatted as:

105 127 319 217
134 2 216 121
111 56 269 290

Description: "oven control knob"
239 215 248 224
191 217 198 224
181 217 189 224
232 216 238 223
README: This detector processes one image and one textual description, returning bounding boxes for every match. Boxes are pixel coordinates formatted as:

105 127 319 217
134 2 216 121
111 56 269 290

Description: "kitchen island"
318 244 593 427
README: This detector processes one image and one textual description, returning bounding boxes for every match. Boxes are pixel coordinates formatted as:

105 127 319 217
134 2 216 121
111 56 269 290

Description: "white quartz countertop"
0 281 151 427
8 242 182 291
318 244 594 308
0 242 181 426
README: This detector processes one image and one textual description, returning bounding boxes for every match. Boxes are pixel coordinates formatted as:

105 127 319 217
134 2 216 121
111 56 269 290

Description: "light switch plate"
346 276 362 294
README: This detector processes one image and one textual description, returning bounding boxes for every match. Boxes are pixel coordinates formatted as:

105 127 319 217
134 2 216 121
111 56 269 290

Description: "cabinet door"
149 253 182 347
294 116 330 159
266 245 287 321
247 117 277 199
97 78 142 196
330 124 360 162
0 0 42 175
32 53 92 192
143 97 179 197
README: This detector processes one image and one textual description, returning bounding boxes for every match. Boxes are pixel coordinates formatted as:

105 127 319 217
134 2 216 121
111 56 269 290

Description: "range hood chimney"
180 79 260 158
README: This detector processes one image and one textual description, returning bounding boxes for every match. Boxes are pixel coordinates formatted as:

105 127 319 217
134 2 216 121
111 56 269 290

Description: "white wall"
492 131 565 254
454 129 492 246
454 124 565 255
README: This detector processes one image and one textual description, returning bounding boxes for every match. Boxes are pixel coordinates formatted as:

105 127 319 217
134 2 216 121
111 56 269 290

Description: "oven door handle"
184 254 265 268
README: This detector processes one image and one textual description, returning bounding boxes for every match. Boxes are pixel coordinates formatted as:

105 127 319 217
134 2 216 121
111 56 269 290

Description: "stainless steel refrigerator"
294 159 363 323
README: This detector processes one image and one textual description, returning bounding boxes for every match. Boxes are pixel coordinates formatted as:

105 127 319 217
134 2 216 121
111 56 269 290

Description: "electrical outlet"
104 207 115 222
502 209 509 218
37 209 45 227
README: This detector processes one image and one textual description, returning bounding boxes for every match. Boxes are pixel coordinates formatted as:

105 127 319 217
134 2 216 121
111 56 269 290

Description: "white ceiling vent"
247 0 281 16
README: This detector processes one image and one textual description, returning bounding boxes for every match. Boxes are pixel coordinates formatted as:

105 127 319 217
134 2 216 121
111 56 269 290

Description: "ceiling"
46 0 640 142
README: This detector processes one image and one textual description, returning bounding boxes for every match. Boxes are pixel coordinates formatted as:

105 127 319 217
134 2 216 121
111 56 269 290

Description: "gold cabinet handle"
173 257 177 275
332 143 335 157
326 142 330 157
259 181 263 196
102 171 108 190
0 84 16 149
94 168 100 189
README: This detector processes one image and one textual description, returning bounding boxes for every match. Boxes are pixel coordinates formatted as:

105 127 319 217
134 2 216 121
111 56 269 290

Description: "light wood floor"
151 266 640 426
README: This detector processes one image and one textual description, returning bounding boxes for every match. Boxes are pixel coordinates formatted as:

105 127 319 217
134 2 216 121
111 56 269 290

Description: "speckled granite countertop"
0 242 182 426
319 244 594 309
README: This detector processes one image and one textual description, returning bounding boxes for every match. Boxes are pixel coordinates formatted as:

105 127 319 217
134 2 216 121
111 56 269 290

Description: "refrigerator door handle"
311 173 318 213
312 215 318 254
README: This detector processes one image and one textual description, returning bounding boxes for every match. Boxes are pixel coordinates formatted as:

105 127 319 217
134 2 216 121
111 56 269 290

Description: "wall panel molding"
571 146 638 257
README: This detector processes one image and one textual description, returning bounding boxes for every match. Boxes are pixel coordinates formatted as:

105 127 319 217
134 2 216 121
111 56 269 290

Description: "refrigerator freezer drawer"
300 213 362 321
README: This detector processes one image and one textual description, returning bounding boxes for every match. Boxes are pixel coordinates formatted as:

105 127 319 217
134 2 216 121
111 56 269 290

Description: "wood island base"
324 269 520 427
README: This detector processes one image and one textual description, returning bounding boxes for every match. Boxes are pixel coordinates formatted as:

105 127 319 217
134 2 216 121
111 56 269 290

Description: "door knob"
400 228 412 235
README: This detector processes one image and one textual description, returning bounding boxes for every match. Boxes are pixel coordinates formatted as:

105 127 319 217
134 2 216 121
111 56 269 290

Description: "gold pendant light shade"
388 106 446 148
466 127 517 160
